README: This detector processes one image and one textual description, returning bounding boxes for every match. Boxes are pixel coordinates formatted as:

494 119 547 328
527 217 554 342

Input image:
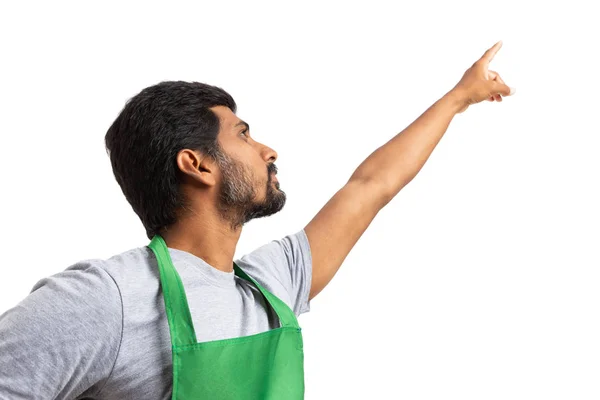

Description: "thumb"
492 82 516 97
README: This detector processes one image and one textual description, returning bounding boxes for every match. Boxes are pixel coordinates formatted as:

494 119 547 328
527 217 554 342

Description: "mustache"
267 163 278 175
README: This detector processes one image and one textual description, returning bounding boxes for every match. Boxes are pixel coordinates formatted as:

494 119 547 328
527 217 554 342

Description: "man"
0 41 514 399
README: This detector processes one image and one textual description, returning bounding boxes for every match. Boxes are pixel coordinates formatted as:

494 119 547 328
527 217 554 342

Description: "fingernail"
509 87 516 96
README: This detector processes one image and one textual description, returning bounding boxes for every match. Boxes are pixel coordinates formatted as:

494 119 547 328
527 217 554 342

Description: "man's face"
209 106 286 228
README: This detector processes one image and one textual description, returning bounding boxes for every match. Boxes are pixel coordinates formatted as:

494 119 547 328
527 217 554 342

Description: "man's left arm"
305 41 515 300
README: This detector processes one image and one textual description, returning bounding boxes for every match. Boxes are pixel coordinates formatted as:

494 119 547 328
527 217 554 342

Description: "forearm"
350 89 463 204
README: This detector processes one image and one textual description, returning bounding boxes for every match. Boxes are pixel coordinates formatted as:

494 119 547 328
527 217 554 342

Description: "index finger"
480 40 503 64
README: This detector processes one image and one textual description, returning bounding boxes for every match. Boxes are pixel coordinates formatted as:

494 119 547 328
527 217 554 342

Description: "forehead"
210 105 243 132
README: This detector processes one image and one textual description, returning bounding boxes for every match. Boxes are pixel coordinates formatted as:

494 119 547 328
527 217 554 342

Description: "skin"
161 41 515 300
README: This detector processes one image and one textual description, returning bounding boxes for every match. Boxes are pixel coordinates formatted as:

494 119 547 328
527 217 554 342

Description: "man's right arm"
0 261 123 399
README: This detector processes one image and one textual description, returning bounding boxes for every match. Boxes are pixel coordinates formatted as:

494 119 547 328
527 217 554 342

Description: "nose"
260 143 278 164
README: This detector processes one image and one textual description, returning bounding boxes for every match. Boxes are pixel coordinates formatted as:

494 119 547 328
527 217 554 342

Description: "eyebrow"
234 120 250 131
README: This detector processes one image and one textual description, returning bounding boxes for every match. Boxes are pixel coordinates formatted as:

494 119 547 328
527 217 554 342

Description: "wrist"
442 88 468 114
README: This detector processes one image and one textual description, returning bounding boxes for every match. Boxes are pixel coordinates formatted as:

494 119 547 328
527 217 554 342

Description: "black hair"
104 81 237 240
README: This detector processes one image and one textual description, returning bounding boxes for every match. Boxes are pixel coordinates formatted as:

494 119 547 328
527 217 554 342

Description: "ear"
176 149 217 187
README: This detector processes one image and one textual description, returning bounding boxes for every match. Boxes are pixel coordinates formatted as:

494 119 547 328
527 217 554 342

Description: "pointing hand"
451 41 516 114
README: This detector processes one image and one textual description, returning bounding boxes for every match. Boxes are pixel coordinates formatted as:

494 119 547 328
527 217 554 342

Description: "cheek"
245 152 267 178
222 141 265 179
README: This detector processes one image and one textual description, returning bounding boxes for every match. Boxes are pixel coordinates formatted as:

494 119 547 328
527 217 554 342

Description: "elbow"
348 175 397 209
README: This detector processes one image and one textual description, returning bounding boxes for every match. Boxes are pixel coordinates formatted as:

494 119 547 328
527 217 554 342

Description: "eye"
240 129 249 139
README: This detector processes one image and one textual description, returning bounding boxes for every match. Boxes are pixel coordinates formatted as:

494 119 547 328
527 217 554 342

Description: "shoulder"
29 257 122 311
235 229 313 315
237 229 312 272
26 258 124 348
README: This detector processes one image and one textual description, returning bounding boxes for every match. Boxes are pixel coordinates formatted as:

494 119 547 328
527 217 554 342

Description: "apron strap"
233 263 299 329
148 235 197 347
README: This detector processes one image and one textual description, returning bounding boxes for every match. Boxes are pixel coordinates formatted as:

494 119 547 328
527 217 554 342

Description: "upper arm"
0 262 123 399
304 178 386 300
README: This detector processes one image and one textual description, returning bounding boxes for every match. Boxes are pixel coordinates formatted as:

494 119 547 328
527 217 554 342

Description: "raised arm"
305 41 515 300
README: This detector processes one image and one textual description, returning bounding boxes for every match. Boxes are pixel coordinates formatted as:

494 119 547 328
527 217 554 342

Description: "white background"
1 1 599 399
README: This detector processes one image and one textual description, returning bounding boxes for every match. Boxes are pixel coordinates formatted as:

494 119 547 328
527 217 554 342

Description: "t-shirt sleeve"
0 261 123 400
236 228 313 316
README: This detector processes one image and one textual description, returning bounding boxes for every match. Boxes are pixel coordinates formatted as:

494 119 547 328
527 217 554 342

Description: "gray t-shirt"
0 229 312 400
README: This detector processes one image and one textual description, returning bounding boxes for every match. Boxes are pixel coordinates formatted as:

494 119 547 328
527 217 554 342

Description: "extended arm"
305 41 515 300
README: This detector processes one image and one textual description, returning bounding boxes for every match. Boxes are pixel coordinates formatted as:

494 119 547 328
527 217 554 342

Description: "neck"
160 203 242 273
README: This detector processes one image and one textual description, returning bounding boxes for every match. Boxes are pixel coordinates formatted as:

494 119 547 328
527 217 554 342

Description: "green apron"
148 234 305 399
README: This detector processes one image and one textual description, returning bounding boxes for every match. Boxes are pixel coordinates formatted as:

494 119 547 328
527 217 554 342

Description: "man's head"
104 81 286 240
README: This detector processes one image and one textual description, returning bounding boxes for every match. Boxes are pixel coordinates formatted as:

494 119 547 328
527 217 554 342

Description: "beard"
214 149 286 230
